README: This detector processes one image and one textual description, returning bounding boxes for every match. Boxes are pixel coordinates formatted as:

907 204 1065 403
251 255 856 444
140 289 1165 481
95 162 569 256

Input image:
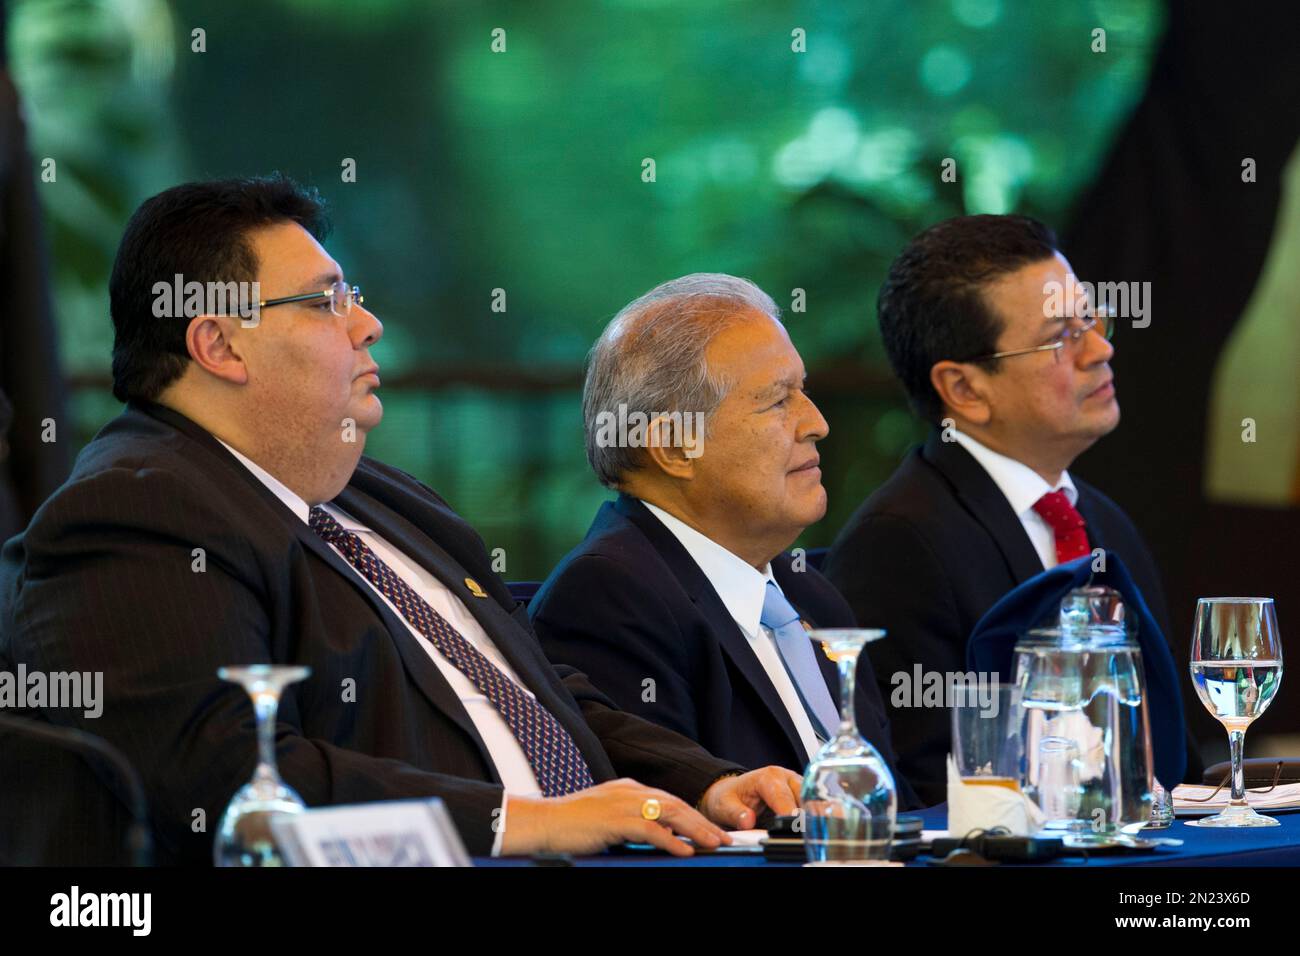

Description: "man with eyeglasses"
0 175 801 864
823 214 1181 805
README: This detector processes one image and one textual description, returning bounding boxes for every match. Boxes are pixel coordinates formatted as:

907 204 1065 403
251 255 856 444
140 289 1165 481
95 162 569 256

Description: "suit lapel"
335 476 563 681
335 487 498 635
616 495 810 761
331 479 603 768
922 430 1045 585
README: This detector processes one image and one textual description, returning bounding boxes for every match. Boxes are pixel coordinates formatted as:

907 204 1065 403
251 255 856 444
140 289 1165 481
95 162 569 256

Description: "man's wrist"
696 769 746 814
499 794 554 857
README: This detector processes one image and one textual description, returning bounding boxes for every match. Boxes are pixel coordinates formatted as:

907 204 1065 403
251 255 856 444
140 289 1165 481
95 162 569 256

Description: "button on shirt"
641 501 824 760
951 429 1080 571
216 439 537 854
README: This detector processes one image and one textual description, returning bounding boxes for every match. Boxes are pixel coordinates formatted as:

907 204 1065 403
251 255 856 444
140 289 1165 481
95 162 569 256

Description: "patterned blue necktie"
760 580 841 741
308 506 595 797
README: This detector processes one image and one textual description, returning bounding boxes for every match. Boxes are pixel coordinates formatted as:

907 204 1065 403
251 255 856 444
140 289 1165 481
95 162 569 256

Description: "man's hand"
698 766 801 830
500 779 731 857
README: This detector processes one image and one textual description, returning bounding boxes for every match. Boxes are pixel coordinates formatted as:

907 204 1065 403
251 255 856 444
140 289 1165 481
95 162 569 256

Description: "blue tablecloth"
913 804 1300 867
475 805 1300 867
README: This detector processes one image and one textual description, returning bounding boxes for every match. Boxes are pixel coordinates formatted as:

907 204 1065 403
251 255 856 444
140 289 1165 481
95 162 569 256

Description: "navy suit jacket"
824 428 1198 806
530 494 917 808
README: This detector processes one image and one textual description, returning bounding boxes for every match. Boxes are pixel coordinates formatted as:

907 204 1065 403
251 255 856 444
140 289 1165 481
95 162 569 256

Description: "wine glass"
1188 598 1283 828
800 629 896 862
213 665 312 865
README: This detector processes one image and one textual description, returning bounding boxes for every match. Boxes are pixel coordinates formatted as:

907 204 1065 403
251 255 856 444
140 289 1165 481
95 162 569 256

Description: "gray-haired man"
531 274 915 804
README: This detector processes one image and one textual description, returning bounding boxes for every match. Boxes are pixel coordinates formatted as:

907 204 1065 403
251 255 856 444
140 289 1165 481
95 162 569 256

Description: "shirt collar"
950 429 1077 518
640 500 777 638
214 438 369 532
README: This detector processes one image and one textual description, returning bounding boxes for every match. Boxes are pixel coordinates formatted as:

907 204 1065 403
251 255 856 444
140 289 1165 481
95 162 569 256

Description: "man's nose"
352 305 383 347
1078 323 1114 365
801 392 829 441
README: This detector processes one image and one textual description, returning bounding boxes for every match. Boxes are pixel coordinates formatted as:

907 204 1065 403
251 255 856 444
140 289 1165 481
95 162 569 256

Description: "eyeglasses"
961 305 1115 364
258 280 364 318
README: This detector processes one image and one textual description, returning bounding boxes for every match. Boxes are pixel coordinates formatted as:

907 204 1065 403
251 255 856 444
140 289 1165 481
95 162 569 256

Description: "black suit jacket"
0 402 743 864
823 428 1187 806
529 494 916 808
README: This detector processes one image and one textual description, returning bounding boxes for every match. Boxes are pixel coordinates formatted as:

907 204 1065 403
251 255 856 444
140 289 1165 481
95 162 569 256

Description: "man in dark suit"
824 215 1189 806
530 275 913 805
0 177 801 864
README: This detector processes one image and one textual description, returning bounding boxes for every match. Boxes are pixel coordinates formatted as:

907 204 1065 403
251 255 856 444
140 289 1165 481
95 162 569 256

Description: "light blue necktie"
760 580 841 742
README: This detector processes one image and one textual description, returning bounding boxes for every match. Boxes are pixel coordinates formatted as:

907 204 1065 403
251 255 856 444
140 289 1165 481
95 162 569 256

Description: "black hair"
877 213 1059 424
109 173 329 403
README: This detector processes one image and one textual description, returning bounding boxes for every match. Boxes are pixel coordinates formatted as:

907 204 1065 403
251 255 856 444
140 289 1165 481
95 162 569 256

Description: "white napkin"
946 755 1045 837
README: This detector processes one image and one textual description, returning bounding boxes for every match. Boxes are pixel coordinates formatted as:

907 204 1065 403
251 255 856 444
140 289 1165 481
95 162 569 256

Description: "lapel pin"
465 577 488 598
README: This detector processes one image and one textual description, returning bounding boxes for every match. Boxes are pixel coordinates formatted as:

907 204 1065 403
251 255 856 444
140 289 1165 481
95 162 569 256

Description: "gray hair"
583 273 781 488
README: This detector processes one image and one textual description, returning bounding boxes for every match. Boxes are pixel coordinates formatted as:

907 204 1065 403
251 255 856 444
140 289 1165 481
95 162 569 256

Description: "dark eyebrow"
293 272 342 297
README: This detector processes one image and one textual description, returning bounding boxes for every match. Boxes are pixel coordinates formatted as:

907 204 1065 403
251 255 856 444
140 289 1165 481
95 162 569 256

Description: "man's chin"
1097 398 1120 435
1071 404 1120 456
354 394 384 431
797 489 828 527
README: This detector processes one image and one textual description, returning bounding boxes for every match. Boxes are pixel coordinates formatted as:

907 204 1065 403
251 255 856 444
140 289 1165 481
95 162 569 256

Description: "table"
475 804 1300 866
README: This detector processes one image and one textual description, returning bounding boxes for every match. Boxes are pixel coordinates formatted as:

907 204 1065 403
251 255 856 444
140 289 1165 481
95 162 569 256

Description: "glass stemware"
213 664 312 865
800 629 896 862
1188 598 1283 828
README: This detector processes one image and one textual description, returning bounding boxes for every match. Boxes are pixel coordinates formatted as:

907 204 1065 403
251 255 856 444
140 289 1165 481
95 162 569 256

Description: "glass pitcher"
1014 589 1154 842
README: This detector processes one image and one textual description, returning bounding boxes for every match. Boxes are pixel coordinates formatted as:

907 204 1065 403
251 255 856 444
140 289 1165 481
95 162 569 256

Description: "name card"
270 798 471 867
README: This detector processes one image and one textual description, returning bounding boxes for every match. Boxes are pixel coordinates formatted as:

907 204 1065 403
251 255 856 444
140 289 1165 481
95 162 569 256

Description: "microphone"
0 713 153 866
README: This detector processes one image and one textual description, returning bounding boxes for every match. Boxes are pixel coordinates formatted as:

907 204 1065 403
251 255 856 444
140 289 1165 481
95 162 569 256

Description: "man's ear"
930 360 991 426
642 414 696 481
184 314 249 385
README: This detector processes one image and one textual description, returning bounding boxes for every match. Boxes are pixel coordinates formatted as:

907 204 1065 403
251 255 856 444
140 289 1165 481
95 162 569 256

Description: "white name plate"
270 798 472 867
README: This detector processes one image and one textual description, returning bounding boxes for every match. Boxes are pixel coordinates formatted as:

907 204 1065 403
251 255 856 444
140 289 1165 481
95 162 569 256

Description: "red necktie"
1032 490 1091 564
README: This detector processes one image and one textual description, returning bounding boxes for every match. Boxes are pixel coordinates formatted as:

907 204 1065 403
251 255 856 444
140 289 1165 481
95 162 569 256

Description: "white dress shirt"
950 429 1080 571
217 440 538 854
640 501 824 760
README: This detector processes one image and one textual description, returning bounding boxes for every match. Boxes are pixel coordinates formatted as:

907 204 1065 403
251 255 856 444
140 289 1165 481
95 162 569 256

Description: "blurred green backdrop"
11 0 1162 578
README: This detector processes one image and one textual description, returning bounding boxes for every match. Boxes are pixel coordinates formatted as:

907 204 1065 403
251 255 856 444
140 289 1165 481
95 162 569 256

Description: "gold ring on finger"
640 798 662 821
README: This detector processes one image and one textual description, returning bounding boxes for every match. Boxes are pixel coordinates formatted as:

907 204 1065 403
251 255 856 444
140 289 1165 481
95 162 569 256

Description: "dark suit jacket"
529 494 917 808
0 402 743 864
823 428 1190 806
